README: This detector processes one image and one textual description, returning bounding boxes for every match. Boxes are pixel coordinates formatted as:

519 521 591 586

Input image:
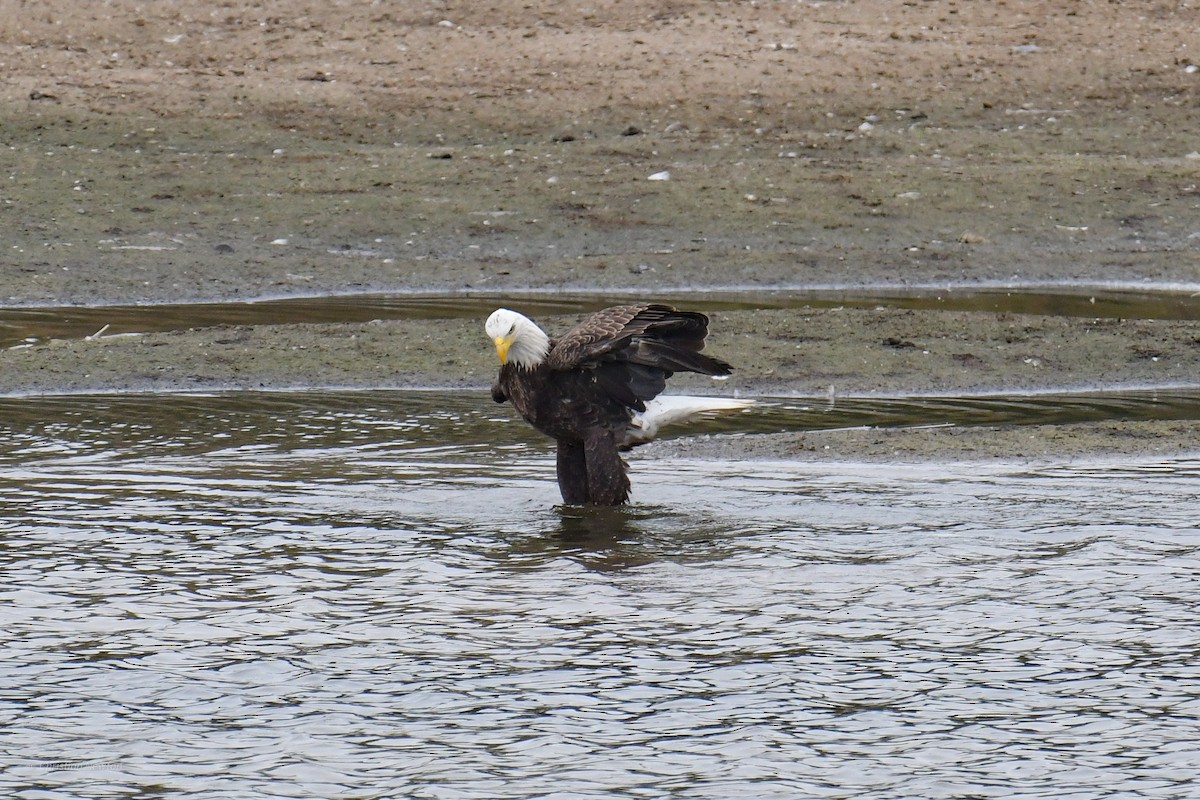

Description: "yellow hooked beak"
493 335 513 364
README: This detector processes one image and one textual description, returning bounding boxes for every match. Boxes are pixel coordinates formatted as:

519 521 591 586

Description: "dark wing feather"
593 362 668 409
543 303 732 412
544 304 660 370
545 304 725 372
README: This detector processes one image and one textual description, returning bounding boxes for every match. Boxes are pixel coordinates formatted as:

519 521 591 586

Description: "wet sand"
4 1 1200 461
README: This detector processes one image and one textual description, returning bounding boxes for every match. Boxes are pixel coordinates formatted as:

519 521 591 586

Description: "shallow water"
2 390 1199 799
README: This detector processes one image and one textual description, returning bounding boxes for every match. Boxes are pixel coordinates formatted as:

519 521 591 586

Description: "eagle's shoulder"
545 303 671 370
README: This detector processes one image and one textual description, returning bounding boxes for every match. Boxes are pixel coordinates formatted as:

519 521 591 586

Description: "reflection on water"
1 390 1199 799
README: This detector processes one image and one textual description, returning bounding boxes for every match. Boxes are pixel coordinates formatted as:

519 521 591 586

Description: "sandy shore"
3 0 1200 461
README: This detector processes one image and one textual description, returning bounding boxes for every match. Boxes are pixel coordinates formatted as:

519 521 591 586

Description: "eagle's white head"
485 308 551 368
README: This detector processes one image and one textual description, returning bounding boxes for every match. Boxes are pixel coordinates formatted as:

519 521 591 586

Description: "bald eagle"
485 303 750 505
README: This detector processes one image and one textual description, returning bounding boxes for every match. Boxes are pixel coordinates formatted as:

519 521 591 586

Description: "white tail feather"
624 395 754 446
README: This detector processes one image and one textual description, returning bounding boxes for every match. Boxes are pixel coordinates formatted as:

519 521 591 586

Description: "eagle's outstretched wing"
545 304 732 411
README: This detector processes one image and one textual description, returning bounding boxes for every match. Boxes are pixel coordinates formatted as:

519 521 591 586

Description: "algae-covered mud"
2 0 1200 459
6 294 1200 397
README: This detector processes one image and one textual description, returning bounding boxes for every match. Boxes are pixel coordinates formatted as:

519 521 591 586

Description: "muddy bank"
3 1 1200 306
649 420 1200 464
7 301 1200 461
7 304 1200 397
7 301 1200 462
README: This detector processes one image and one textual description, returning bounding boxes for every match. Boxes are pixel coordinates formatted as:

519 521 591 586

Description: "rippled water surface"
2 391 1199 799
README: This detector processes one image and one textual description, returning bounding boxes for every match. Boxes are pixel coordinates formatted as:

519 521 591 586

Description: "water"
2 390 1199 799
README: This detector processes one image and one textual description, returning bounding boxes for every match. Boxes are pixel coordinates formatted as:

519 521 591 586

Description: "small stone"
647 170 671 181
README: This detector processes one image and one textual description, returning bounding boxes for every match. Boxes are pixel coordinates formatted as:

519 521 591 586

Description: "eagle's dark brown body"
490 304 733 505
